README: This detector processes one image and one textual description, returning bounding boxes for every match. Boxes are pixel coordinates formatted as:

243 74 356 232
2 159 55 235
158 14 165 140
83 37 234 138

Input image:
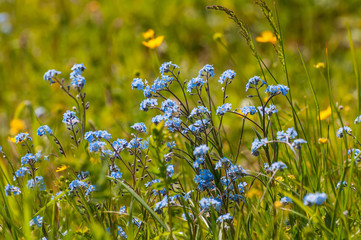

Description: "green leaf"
107 177 169 231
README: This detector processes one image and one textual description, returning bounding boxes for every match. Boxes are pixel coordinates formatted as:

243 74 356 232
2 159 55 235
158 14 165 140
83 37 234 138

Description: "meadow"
1 0 361 239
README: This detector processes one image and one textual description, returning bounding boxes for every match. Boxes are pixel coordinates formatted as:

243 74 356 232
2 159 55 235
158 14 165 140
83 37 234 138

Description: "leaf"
107 177 169 231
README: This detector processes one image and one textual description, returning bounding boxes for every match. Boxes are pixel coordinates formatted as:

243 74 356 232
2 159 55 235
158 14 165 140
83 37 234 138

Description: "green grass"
1 0 361 239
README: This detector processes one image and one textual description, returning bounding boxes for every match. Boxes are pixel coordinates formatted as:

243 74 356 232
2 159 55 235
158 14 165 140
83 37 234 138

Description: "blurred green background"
1 0 361 154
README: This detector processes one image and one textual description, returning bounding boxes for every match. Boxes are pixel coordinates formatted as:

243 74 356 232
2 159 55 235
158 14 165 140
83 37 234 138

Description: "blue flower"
132 78 146 90
251 138 268 156
166 141 176 150
336 126 352 138
193 157 205 169
88 141 106 152
280 197 293 205
245 76 266 92
227 164 246 180
21 153 38 165
265 84 289 96
160 61 179 75
221 177 233 190
258 104 278 116
110 171 123 180
62 110 79 126
164 118 182 132
216 103 232 115
29 215 43 228
131 122 147 134
152 115 164 125
184 191 193 201
117 226 127 238
355 115 361 124
128 137 142 149
193 145 209 157
140 98 158 111
51 191 63 201
119 206 126 214
143 85 154 98
241 106 257 115
112 139 128 152
188 119 209 133
292 139 307 149
161 99 178 117
145 179 160 188
68 180 88 195
152 76 172 92
189 106 210 118
132 218 142 228
4 184 21 196
85 185 96 196
194 169 214 191
71 75 86 89
13 167 30 180
219 69 236 84
216 213 233 223
198 64 215 78
37 125 53 136
238 182 247 194
94 130 112 140
70 63 86 76
43 69 61 85
186 77 205 92
347 148 361 162
27 176 46 191
265 161 287 172
14 132 32 143
336 181 347 189
85 131 95 143
215 157 231 170
166 165 174 177
199 197 221 212
303 192 327 206
277 127 297 142
154 195 168 214
76 171 89 180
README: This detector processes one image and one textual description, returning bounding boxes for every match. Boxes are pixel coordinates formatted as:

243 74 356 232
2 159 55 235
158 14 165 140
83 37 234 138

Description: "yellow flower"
56 165 67 172
142 29 155 40
142 36 164 49
213 32 223 41
319 106 331 120
90 157 100 164
256 31 277 44
274 201 282 208
87 1 100 13
8 136 16 143
247 188 262 198
313 62 325 69
275 176 284 186
288 174 295 180
10 118 26 135
75 226 89 234
318 138 328 144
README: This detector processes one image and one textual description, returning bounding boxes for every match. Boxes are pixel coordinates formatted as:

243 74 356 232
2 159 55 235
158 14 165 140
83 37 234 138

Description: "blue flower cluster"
70 63 86 89
264 161 287 173
62 110 79 126
303 192 327 206
43 69 61 85
14 132 32 143
336 126 352 138
218 69 236 84
265 84 289 96
245 76 266 92
251 138 268 156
